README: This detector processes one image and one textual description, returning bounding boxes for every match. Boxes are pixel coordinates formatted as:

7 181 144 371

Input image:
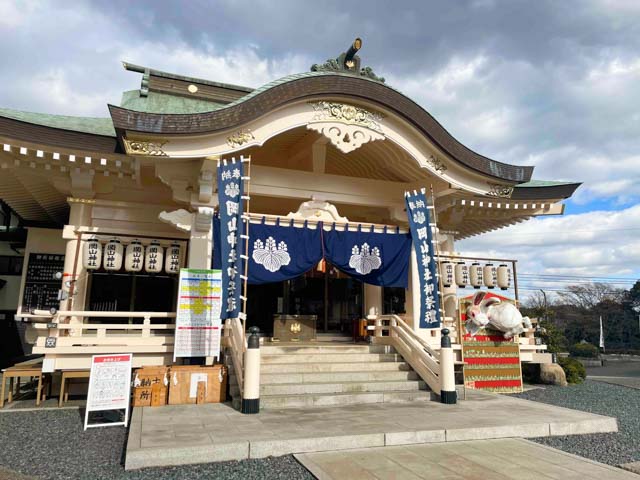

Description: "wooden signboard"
84 354 132 430
174 269 222 360
458 293 523 394
21 253 65 313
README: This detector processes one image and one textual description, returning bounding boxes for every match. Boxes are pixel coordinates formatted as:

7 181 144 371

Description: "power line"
474 227 640 236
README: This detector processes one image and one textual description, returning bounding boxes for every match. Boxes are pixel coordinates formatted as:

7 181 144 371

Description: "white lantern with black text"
483 263 497 289
103 238 123 271
125 240 144 272
83 236 102 270
455 262 468 288
145 241 164 273
440 261 454 288
165 243 181 274
497 264 511 290
469 262 483 289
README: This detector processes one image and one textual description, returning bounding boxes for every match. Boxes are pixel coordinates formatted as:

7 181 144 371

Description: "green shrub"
569 342 599 358
558 357 586 384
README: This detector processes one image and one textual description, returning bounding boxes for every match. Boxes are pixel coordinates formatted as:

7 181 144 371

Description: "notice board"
174 269 222 360
84 353 132 430
21 253 65 313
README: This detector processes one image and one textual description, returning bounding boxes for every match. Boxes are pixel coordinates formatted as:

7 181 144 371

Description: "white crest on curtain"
349 243 382 275
252 237 291 272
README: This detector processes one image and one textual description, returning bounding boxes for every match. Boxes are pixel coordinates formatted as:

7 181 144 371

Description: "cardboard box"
168 365 227 405
132 366 169 407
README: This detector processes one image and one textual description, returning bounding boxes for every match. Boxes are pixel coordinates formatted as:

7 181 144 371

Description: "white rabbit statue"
466 291 532 339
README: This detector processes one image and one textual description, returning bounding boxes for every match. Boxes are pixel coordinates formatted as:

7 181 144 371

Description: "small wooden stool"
0 365 48 408
59 370 90 407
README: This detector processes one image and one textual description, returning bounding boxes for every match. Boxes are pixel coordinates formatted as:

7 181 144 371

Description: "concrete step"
230 379 426 397
261 353 404 364
259 389 432 409
260 361 412 374
260 370 420 385
260 344 395 355
261 379 426 396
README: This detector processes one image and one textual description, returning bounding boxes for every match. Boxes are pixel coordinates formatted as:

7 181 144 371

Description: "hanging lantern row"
440 260 511 290
83 237 181 274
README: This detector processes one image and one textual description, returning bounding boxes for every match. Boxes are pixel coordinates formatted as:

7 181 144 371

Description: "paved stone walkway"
126 390 617 470
295 438 639 479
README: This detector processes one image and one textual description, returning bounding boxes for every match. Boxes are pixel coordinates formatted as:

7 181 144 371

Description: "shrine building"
0 39 580 407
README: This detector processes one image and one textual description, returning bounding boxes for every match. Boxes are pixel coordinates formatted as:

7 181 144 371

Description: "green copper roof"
123 62 253 94
515 180 580 188
120 90 226 114
0 107 115 137
225 70 404 110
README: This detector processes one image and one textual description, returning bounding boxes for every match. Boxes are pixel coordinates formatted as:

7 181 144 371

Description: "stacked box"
168 365 227 405
132 366 169 407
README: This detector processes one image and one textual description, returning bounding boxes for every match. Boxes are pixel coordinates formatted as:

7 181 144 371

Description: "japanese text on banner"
217 161 244 320
405 190 441 328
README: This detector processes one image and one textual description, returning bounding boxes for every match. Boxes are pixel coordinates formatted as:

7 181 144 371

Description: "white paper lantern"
483 263 497 289
145 241 164 273
497 264 511 290
103 238 123 271
469 263 483 289
83 236 102 270
165 243 181 274
455 262 468 288
440 261 454 288
125 240 144 272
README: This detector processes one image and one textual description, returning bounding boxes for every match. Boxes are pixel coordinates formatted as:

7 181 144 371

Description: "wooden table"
59 370 90 407
0 364 49 408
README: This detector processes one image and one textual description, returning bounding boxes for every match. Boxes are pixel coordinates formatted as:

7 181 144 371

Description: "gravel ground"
0 409 313 480
514 379 640 466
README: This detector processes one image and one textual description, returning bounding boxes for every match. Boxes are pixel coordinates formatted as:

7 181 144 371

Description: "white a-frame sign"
84 353 132 430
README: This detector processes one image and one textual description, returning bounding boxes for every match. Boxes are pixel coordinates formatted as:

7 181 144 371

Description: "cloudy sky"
1 0 639 297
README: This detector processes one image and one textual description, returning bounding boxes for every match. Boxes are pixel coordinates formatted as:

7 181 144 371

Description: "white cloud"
458 205 640 297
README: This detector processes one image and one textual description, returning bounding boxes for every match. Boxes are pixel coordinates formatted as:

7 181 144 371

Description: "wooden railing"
224 317 246 396
30 310 176 356
377 314 442 393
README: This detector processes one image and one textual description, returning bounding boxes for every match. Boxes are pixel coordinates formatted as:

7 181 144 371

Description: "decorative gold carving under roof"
309 101 384 132
486 183 515 198
426 154 447 174
123 138 168 156
226 129 255 148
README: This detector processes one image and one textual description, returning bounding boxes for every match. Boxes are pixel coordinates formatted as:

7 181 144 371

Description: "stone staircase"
226 343 432 409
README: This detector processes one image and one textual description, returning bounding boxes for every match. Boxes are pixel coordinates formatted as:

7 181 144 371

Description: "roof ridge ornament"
311 38 385 83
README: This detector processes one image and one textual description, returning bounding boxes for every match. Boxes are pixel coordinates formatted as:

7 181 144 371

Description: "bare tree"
557 282 625 311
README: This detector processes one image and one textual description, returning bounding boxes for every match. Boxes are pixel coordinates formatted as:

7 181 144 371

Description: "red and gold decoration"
458 292 523 393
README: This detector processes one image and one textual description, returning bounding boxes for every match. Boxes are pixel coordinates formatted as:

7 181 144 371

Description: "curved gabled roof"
109 71 534 183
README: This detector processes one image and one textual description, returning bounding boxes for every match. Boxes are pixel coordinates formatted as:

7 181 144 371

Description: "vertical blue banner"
405 189 441 328
217 160 244 320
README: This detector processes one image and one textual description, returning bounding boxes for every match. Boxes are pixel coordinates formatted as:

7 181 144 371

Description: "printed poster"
84 353 132 430
174 268 222 360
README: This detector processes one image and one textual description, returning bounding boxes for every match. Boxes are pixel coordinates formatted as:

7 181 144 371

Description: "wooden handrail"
35 310 177 318
32 323 176 330
386 315 440 361
225 318 245 396
372 314 442 393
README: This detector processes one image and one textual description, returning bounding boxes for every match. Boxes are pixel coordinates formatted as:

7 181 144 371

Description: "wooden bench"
0 364 50 408
59 370 90 407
